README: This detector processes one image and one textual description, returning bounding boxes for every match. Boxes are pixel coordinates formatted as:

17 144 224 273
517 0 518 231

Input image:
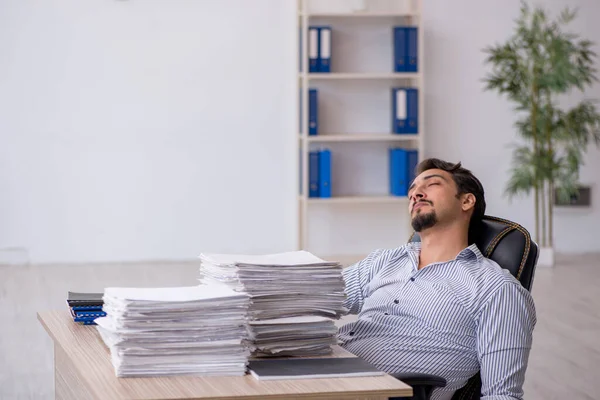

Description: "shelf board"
300 72 420 80
302 195 409 204
302 133 419 142
299 12 420 18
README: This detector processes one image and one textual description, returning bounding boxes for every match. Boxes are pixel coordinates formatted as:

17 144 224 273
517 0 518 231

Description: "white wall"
0 0 297 263
1 0 598 264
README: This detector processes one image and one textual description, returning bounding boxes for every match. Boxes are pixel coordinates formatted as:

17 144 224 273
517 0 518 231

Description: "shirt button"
410 277 415 282
394 299 399 304
384 312 389 315
349 331 355 336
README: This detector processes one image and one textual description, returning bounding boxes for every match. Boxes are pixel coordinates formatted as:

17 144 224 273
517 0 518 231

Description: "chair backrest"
409 215 539 400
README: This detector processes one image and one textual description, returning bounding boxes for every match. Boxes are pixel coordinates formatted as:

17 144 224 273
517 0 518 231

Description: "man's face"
407 168 461 232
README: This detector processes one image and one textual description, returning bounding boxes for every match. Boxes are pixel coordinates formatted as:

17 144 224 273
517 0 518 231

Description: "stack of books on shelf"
393 26 418 73
67 291 105 325
305 25 331 73
308 149 331 198
199 250 346 358
94 286 251 377
392 87 418 134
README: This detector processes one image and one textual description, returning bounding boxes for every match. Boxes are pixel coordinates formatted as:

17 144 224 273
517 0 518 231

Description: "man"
338 158 536 400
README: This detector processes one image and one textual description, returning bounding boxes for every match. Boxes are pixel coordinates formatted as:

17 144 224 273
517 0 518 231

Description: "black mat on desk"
248 357 384 380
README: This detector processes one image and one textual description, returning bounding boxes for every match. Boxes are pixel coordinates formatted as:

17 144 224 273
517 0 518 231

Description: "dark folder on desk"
248 357 384 380
67 291 104 307
67 292 105 325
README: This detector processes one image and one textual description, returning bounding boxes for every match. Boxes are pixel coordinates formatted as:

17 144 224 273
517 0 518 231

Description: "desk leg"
54 344 96 400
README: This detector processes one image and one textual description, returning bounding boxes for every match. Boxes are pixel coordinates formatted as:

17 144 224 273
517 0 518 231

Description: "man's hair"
414 158 486 225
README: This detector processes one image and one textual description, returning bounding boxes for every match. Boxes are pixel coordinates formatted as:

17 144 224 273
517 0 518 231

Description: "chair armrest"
391 372 446 388
391 373 447 400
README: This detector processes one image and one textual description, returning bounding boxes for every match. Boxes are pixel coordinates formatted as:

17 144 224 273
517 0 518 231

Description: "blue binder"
393 27 407 72
406 27 418 72
71 305 103 311
299 88 302 134
319 149 331 197
318 26 331 73
74 311 107 318
391 88 418 134
309 27 319 73
406 88 418 134
309 89 318 135
389 148 409 196
309 151 320 197
299 27 302 72
407 149 419 186
391 88 407 133
299 148 303 195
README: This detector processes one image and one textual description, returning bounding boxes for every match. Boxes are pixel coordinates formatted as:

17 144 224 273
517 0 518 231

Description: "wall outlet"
554 185 591 207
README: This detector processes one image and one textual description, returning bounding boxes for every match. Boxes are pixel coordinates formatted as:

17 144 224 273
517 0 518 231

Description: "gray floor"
1 256 598 400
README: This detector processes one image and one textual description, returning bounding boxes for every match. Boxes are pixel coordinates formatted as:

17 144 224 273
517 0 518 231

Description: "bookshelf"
299 12 420 18
304 196 410 205
302 72 422 80
305 133 419 143
296 0 424 256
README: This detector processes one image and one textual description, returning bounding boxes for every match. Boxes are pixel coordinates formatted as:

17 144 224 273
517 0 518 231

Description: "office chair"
392 215 539 400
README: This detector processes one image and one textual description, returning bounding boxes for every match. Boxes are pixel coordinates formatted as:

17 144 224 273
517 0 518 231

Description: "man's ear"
461 193 476 212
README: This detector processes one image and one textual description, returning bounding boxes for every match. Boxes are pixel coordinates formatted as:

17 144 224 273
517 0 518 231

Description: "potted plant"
482 1 600 267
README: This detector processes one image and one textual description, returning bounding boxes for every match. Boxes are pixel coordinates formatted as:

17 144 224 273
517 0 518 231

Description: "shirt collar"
458 243 484 261
405 241 483 262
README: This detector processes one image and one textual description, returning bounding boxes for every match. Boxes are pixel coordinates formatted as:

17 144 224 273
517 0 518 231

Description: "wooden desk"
38 311 412 400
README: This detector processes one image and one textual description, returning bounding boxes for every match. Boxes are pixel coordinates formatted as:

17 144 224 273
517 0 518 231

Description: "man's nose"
410 188 424 202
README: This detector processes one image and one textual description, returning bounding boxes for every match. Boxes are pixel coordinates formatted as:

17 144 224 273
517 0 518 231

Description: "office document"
95 286 250 377
199 250 346 357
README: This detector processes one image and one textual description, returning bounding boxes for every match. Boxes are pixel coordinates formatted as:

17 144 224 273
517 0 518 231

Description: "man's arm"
476 281 537 400
341 249 384 314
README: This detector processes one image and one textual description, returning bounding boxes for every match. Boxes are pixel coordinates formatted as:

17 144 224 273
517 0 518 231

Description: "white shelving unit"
305 195 410 205
296 0 424 255
305 133 419 143
302 72 422 80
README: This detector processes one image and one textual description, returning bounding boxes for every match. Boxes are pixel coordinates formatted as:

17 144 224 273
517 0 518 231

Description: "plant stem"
548 181 554 247
531 77 540 244
544 93 554 248
540 180 547 247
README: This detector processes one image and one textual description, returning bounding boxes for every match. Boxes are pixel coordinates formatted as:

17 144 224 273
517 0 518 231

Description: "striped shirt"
337 242 536 400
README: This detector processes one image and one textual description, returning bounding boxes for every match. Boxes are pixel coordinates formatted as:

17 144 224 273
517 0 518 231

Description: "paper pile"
95 285 250 377
199 250 346 357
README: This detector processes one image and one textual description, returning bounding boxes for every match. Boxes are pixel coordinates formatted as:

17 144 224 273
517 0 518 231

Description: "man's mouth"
412 201 431 211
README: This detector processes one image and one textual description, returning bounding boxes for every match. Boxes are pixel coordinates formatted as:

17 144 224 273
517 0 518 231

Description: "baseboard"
554 252 600 266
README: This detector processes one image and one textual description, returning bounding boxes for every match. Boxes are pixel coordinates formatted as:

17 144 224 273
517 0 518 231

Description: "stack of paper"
199 250 346 357
248 316 339 357
94 285 251 377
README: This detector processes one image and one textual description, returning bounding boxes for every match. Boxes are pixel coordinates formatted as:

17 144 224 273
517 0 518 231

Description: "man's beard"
411 210 438 232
